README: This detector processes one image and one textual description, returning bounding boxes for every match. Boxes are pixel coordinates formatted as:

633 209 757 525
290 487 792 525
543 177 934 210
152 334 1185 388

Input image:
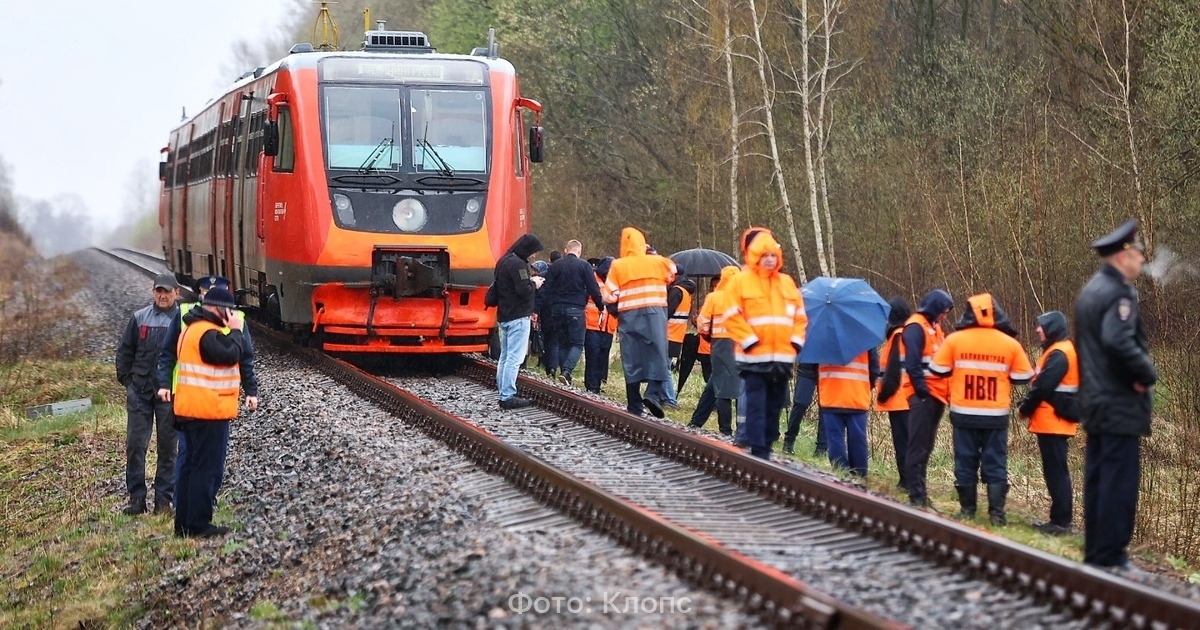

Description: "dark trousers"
783 373 819 445
539 312 558 372
125 386 178 505
175 420 230 536
552 304 586 375
952 426 1008 486
1037 434 1073 526
583 330 613 393
175 431 223 506
689 380 733 434
904 395 945 502
823 411 868 476
888 410 910 487
743 371 789 459
1084 433 1140 567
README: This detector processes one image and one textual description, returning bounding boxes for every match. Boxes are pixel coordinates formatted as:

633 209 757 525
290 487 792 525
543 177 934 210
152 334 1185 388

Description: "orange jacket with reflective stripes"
819 351 874 411
667 290 692 343
585 273 619 334
1028 340 1080 436
875 330 910 412
696 267 740 356
604 228 676 313
723 230 807 366
929 294 1034 429
897 313 948 403
173 320 241 420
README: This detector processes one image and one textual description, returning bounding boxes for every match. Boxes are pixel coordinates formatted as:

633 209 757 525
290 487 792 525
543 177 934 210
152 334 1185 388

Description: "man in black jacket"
494 233 545 409
1075 218 1156 569
115 272 180 515
541 239 604 386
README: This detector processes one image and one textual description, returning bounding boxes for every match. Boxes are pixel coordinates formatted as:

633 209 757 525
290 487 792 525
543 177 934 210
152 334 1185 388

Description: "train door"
209 102 225 277
233 89 268 305
222 94 242 281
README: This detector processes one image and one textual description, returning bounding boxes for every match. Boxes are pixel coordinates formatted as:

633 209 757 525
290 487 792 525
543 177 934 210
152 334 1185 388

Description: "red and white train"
160 26 543 353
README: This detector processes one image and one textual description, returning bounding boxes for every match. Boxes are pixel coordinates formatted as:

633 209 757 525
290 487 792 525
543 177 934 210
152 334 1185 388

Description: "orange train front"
159 27 544 353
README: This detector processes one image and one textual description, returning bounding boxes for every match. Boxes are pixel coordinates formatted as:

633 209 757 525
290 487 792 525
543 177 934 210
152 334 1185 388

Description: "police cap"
196 275 232 292
1091 218 1144 257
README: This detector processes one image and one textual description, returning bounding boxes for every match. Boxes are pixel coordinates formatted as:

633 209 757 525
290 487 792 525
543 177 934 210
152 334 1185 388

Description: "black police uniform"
1074 218 1157 568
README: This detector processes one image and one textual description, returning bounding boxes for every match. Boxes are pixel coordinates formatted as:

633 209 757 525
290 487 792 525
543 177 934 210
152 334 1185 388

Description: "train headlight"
460 196 483 229
465 197 481 214
333 194 355 226
392 198 428 232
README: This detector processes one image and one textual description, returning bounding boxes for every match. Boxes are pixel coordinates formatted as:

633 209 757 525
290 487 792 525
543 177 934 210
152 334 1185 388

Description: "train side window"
513 110 525 178
273 106 295 173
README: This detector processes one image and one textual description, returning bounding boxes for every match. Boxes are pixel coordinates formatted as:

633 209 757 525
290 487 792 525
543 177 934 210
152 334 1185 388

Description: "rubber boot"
716 399 733 435
625 383 644 416
987 483 1009 526
952 485 977 520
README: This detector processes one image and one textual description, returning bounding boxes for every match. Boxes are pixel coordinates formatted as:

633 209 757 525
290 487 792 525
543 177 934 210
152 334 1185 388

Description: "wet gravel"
72 249 762 628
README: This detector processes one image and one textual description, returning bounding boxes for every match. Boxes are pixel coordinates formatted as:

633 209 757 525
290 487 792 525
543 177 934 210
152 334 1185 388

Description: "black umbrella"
669 248 739 277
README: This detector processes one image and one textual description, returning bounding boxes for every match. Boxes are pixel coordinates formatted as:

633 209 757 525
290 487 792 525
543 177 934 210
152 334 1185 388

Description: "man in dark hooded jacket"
494 233 545 409
930 294 1033 525
1018 311 1079 535
901 289 954 508
875 296 913 488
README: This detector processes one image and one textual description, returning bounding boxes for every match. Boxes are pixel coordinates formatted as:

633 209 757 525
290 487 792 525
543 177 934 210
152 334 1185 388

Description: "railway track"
96 247 1200 628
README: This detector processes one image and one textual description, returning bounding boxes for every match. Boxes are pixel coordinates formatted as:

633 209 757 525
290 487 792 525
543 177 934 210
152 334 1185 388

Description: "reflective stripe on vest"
897 313 947 402
667 290 692 343
173 320 240 420
172 303 239 391
876 330 911 412
818 353 872 411
1029 340 1080 436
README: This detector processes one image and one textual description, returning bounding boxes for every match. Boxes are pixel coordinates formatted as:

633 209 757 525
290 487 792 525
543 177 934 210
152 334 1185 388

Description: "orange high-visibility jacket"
875 329 910 412
819 351 873 411
1028 340 1080 436
604 228 676 313
897 312 948 403
586 273 619 334
173 320 241 420
696 266 740 356
667 289 692 343
929 294 1034 427
723 231 807 365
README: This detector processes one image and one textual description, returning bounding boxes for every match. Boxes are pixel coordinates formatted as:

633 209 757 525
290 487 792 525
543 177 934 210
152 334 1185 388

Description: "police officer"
1075 218 1156 569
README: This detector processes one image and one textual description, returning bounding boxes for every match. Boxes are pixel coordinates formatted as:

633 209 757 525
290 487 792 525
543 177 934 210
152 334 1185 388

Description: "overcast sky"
0 0 297 234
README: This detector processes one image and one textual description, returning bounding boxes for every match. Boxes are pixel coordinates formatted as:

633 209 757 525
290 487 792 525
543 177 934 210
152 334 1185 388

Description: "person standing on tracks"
688 265 740 435
1075 219 1156 569
541 239 605 387
722 228 807 461
901 289 954 509
494 233 545 410
169 287 256 538
1017 310 1080 536
115 272 181 516
584 256 618 394
929 293 1034 525
604 227 676 417
875 296 914 489
157 275 257 506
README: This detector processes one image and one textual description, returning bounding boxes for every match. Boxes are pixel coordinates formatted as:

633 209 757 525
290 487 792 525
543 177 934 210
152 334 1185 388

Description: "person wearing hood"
930 293 1034 525
689 265 741 435
171 287 257 538
1017 311 1079 536
722 228 807 460
875 296 914 489
604 227 677 417
1075 218 1156 570
584 256 618 394
900 288 954 509
494 233 546 410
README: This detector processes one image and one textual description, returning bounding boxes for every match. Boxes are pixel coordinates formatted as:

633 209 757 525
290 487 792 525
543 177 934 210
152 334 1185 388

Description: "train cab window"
411 89 488 173
513 110 525 178
273 106 295 172
324 87 401 171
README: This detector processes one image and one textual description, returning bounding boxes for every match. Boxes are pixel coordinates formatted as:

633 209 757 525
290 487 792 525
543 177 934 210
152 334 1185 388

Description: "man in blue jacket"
540 239 604 386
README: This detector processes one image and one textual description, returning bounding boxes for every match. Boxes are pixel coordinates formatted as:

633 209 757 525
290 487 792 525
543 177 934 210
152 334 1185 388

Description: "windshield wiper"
358 123 395 174
418 122 455 178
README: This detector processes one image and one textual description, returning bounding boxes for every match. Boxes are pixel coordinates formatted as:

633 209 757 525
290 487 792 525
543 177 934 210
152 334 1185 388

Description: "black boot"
987 483 1010 526
625 383 644 415
716 399 733 435
783 440 795 455
952 485 977 520
122 497 147 515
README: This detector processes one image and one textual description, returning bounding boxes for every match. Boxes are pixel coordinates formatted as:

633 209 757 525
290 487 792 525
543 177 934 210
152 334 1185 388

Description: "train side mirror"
263 120 279 157
528 126 544 163
158 161 168 180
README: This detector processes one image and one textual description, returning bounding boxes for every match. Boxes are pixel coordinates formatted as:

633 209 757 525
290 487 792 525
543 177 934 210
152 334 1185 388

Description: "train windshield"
410 89 487 174
324 87 403 171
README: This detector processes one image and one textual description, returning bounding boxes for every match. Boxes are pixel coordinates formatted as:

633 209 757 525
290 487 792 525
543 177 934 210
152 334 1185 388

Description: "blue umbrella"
798 277 891 365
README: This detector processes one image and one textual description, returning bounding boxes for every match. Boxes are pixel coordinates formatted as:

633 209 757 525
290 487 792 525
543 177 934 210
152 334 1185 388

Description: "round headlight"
465 197 481 214
333 194 355 226
393 198 428 232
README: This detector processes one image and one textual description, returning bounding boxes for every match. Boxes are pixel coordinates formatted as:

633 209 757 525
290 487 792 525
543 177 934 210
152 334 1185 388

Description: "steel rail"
459 358 1200 630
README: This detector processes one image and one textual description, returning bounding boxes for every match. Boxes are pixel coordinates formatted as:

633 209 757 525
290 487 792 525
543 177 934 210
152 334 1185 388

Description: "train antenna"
181 106 187 122
488 28 498 58
313 1 340 51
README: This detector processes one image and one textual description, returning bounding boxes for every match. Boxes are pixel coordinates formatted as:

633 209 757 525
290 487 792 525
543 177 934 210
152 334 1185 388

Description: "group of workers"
494 217 1155 571
116 273 258 539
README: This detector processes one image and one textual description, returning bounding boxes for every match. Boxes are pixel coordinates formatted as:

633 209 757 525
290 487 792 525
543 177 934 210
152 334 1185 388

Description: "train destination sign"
321 58 487 86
